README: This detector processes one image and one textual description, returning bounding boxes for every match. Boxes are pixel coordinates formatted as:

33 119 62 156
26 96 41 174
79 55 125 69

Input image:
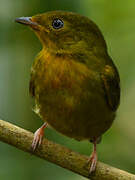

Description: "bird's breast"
31 54 115 140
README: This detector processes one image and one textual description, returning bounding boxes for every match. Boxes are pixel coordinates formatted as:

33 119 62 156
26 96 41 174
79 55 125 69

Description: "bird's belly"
35 88 115 141
33 58 115 141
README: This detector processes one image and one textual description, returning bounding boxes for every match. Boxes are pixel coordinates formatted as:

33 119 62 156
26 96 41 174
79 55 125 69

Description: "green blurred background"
0 0 135 179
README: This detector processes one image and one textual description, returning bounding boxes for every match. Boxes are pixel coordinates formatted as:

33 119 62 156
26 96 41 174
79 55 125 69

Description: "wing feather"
101 65 120 111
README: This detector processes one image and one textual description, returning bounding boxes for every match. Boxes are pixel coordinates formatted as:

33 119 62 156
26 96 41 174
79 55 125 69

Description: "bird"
15 11 120 173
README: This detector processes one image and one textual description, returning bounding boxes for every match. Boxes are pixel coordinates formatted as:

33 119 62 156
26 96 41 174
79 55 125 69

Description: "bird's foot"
31 122 47 151
87 150 97 174
87 139 97 174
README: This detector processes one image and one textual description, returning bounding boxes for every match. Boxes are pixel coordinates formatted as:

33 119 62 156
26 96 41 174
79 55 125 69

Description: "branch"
0 119 134 180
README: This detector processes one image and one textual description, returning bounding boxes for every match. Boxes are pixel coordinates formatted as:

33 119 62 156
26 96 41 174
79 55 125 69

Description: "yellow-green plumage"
15 11 120 172
30 48 117 141
28 11 120 141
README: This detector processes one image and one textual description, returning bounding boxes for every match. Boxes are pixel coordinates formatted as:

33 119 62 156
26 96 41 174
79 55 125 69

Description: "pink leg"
31 122 47 151
88 140 97 173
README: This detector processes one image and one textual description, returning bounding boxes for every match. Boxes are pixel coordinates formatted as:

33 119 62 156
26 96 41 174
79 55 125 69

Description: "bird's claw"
88 153 97 174
31 123 47 151
31 128 44 151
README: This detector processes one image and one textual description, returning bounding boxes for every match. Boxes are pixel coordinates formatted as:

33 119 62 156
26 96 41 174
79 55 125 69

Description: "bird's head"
15 11 107 57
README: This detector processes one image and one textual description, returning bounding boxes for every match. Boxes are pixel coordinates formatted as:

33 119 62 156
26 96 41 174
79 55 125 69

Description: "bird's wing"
101 65 120 111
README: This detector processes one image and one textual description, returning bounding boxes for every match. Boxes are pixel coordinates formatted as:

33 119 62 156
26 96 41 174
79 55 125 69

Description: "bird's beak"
15 17 39 30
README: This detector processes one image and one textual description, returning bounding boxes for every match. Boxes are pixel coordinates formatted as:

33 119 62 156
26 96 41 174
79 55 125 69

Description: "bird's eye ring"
52 19 64 29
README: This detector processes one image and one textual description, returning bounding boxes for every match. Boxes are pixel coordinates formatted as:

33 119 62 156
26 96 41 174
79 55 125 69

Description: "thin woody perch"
0 119 134 180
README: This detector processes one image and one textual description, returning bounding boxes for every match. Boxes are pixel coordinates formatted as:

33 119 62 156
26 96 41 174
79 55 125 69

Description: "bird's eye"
52 19 64 29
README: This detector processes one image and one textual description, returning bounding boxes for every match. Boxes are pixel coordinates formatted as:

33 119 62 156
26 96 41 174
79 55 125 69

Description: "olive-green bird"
15 11 120 173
